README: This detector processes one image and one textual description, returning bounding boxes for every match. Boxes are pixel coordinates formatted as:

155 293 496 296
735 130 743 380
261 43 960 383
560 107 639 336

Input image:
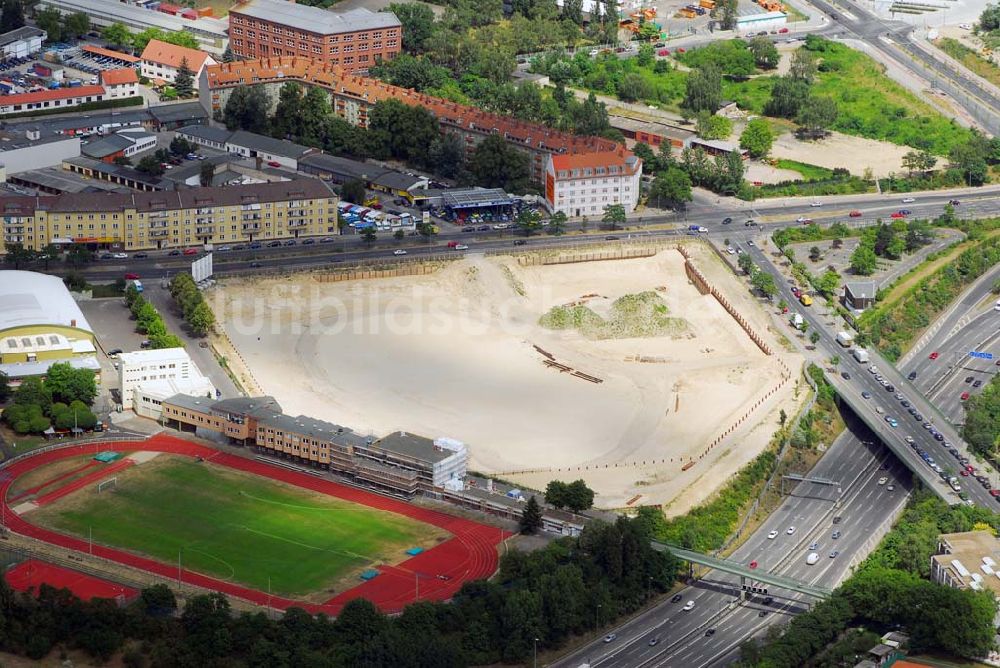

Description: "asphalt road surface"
554 425 909 668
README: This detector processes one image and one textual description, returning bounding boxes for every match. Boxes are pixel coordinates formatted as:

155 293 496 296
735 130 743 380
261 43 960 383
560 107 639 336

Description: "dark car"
841 371 851 380
249 242 262 249
832 516 842 524
671 594 683 603
99 252 113 260
758 610 768 617
763 596 774 605
107 348 123 357
705 629 716 637
965 376 974 384
477 225 490 231
722 217 733 224
605 235 620 240
907 371 917 380
462 226 475 232
302 238 315 245
249 261 262 268
267 240 282 247
283 239 297 246
134 252 149 259
513 239 527 246
885 385 895 393
949 199 960 205
168 249 181 256
974 379 983 388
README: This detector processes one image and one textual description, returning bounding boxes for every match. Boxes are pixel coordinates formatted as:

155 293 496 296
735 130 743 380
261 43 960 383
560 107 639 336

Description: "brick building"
228 0 401 73
200 57 636 187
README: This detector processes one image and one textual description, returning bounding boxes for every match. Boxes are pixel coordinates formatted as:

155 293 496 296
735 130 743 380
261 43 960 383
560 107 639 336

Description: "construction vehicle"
699 0 716 8
676 7 697 18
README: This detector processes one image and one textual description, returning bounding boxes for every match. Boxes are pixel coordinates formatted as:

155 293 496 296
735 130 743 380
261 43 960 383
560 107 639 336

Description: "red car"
961 470 970 476
267 160 281 167
183 248 199 255
778 27 789 33
929 351 939 360
676 47 686 53
124 272 139 280
961 392 970 401
967 465 976 473
658 49 670 56
991 489 1000 497
890 211 906 218
849 210 862 217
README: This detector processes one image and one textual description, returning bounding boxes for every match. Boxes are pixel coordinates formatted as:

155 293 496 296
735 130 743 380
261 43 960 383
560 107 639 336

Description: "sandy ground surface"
770 130 914 177
212 247 802 511
745 160 806 184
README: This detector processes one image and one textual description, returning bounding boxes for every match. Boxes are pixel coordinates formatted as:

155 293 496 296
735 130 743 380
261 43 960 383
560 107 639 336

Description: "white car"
878 477 888 485
112 252 128 259
455 244 469 250
393 249 408 256
810 201 822 207
869 365 878 374
876 406 884 414
902 197 915 203
795 216 812 223
786 526 796 535
682 600 695 611
887 484 895 491
727 247 736 255
767 529 779 539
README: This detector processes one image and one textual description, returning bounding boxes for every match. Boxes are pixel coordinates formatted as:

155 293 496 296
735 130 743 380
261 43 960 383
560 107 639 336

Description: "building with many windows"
161 394 468 496
228 0 400 73
0 85 106 116
200 57 636 188
118 348 215 419
0 178 337 252
100 68 140 99
544 147 641 217
140 39 215 85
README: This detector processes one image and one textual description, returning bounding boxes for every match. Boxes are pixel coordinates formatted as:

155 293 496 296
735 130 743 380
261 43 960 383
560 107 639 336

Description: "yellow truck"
799 294 813 307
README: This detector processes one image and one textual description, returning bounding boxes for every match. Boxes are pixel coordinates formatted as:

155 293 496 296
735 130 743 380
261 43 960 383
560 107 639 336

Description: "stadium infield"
28 456 445 597
1 435 508 614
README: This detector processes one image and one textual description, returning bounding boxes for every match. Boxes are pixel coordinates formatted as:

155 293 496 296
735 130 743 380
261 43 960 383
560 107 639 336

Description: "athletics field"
29 456 444 597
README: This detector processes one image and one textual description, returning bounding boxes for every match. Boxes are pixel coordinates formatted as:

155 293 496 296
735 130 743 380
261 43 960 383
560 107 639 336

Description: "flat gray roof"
211 395 283 417
232 0 400 35
259 411 367 447
844 281 877 297
228 130 313 159
165 393 216 413
0 27 44 48
370 431 454 464
82 134 133 158
442 188 513 209
298 153 425 191
35 0 228 38
177 124 232 144
9 166 125 194
148 102 208 124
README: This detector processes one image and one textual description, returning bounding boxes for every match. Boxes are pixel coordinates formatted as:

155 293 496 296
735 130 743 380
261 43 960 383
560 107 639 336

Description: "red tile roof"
205 57 625 158
81 45 140 64
0 85 105 107
551 147 639 172
140 39 212 71
101 68 138 85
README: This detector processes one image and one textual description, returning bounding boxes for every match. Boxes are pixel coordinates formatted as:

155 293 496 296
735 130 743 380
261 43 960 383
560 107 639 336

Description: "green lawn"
774 159 836 181
31 457 444 596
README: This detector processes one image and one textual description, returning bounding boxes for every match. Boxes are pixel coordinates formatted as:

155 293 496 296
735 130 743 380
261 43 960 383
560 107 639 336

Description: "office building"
161 394 469 496
228 0 400 73
0 178 338 252
544 147 641 217
118 347 215 419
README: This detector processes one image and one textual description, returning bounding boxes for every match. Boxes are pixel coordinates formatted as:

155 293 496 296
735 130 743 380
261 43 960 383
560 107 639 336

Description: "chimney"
25 126 40 141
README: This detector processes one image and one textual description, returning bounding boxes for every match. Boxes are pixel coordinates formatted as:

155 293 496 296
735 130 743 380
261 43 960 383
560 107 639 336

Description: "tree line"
169 273 215 337
849 219 933 276
125 284 184 350
222 84 534 192
0 516 677 666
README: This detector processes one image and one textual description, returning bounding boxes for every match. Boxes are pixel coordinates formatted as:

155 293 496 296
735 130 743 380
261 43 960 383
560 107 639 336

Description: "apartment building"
200 57 633 187
140 39 215 85
544 148 642 217
100 68 140 99
161 394 468 496
0 178 337 253
0 85 105 116
228 0 400 73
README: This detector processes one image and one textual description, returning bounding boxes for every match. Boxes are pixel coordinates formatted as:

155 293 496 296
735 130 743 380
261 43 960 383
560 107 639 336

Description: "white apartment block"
544 148 642 218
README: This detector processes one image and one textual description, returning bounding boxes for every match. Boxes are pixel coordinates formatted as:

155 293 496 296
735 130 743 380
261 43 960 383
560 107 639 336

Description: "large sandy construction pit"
212 247 803 511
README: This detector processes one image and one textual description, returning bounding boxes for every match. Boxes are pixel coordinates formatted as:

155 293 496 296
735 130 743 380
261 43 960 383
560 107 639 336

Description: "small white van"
806 553 819 565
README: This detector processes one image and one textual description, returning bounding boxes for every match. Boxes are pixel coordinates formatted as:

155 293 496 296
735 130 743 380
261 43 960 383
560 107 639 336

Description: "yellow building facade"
0 179 338 252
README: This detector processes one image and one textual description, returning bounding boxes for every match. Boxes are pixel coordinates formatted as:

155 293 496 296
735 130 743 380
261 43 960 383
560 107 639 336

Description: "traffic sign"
969 351 994 360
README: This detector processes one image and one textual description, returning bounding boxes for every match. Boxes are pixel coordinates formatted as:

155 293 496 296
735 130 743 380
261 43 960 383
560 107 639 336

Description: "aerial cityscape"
0 0 998 664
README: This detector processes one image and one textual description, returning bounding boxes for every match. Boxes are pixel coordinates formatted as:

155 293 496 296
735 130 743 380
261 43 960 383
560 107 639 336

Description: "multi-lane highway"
555 426 908 668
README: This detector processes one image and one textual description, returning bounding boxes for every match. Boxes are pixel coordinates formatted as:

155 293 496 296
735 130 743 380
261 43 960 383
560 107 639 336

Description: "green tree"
714 0 737 30
0 0 24 33
35 7 63 43
136 155 165 176
601 203 626 231
809 245 822 261
188 301 215 336
816 269 841 297
64 12 90 39
549 211 567 235
850 242 877 275
44 362 97 405
468 133 530 192
545 480 568 508
518 208 542 236
810 330 820 345
902 149 937 175
796 95 838 139
367 99 440 168
222 85 270 134
978 3 1000 31
789 47 817 83
949 132 991 186
340 178 367 205
386 2 435 53
520 495 543 534
751 269 777 298
739 118 774 158
963 377 1000 456
695 112 732 140
648 166 692 210
173 58 195 98
3 242 36 269
102 22 131 50
747 36 779 69
131 28 197 52
0 371 9 402
737 252 754 275
681 66 722 117
564 479 595 512
763 76 811 119
199 160 214 187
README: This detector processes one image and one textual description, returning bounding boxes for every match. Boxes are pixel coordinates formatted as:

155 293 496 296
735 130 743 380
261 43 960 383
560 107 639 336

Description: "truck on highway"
836 331 855 347
852 347 870 364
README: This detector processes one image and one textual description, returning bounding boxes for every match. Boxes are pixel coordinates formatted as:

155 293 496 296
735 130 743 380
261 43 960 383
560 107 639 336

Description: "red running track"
0 435 508 615
9 459 100 503
34 458 135 506
6 559 139 602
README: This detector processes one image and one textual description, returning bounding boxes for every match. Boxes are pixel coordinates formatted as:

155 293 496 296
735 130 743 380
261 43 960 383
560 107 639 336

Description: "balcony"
287 219 308 228
147 211 169 219
196 217 214 225
241 214 261 222
241 224 260 234
149 229 170 238
195 227 215 236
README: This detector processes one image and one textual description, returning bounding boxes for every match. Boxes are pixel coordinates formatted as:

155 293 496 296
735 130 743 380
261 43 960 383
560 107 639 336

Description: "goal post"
97 477 117 493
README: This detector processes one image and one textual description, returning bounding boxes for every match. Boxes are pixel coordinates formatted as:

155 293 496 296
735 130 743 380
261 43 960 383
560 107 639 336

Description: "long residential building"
0 85 107 116
199 57 638 187
228 0 401 73
0 178 338 253
161 394 468 496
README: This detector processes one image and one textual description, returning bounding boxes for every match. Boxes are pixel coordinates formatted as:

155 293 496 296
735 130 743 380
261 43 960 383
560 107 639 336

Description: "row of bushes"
858 233 1000 361
124 285 183 349
169 273 215 337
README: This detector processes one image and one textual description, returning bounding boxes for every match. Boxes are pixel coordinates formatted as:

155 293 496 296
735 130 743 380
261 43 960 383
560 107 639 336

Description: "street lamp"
534 637 539 668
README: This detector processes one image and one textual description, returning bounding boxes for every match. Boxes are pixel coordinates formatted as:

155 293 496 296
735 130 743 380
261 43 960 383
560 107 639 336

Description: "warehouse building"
0 127 81 175
160 394 468 496
0 27 46 59
0 178 338 252
0 270 98 383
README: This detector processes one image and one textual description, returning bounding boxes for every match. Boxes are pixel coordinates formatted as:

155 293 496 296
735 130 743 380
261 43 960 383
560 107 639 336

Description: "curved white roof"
0 270 92 335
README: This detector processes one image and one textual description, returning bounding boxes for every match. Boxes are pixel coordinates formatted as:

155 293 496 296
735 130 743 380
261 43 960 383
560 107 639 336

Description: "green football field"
30 457 443 596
